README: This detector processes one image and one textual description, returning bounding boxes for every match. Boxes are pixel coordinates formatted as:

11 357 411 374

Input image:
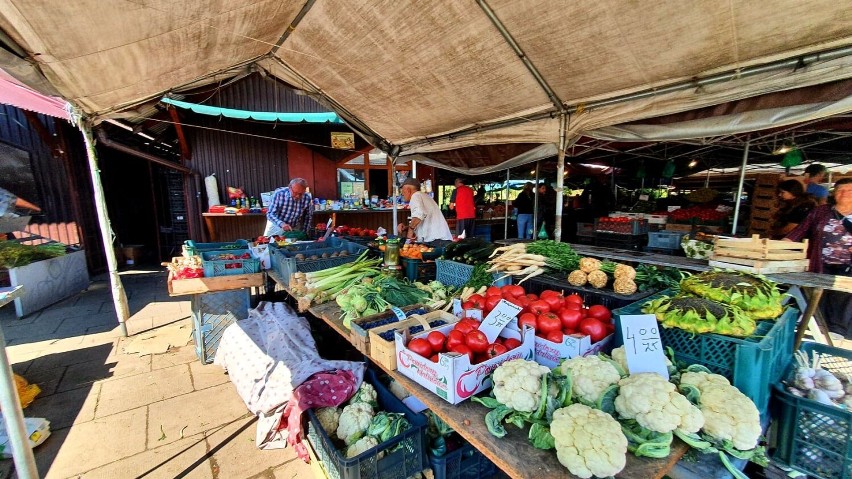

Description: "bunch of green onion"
293 252 381 311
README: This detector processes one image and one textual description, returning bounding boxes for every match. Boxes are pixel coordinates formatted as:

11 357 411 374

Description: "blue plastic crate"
613 289 797 419
184 239 248 256
190 289 250 364
429 441 497 479
200 250 261 277
773 342 852 479
273 237 344 252
435 260 474 288
306 369 428 479
401 258 437 282
647 231 687 250
271 244 367 286
524 275 658 310
280 241 367 258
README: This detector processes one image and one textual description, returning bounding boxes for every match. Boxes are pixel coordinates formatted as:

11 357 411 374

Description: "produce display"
403 314 525 365
254 233 307 245
292 250 349 261
668 206 727 223
595 216 647 234
784 349 852 408
0 241 66 268
333 225 378 238
642 295 757 337
206 251 252 261
336 276 431 328
166 254 205 279
567 257 639 295
680 270 783 320
487 241 583 282
399 243 436 260
441 238 496 265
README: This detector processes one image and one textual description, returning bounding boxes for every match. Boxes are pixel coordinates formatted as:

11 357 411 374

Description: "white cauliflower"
492 359 551 413
349 382 378 408
559 356 621 405
337 402 374 445
550 404 627 478
680 371 761 450
614 373 704 434
345 435 381 458
316 407 341 435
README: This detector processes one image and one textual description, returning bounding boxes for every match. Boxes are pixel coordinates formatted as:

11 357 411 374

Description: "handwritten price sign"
479 299 522 343
619 314 668 379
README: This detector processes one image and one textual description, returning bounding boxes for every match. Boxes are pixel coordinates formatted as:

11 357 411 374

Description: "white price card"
479 299 522 343
465 309 483 321
619 314 668 380
639 194 649 201
452 298 463 319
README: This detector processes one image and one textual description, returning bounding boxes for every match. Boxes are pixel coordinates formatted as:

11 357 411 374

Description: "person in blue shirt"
804 163 829 205
263 178 313 236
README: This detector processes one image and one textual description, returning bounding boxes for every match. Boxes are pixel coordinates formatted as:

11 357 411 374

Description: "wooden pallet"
665 223 694 233
708 257 809 273
167 271 265 296
713 234 808 260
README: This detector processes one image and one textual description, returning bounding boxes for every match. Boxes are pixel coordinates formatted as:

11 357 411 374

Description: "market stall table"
267 271 689 479
203 213 267 242
313 209 410 234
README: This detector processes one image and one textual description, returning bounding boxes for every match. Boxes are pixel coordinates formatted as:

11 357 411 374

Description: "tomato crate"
613 290 798 420
593 232 647 251
305 369 428 479
200 249 261 277
349 305 432 356
773 342 852 479
401 258 437 282
594 217 649 235
523 275 658 310
429 440 497 479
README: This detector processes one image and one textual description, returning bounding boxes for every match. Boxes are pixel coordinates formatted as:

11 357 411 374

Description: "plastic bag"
174 267 204 280
227 186 244 199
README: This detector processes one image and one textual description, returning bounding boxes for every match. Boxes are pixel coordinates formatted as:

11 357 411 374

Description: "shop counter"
203 213 267 242
313 209 410 232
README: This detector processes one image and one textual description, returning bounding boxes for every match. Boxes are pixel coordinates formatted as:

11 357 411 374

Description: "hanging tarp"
160 97 343 123
0 68 70 120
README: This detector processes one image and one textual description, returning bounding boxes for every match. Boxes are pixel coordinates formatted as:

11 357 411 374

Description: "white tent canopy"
0 0 851 171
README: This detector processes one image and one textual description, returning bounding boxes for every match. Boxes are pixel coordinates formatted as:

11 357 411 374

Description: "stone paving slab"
151 344 198 370
147 383 250 448
57 353 151 392
96 364 194 418
206 418 296 479
80 433 214 479
190 359 231 391
24 383 100 429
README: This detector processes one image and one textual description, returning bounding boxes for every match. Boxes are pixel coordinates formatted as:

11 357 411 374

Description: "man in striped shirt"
263 178 314 236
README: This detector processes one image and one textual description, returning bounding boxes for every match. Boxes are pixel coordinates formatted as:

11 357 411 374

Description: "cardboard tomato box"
394 324 535 404
505 323 614 368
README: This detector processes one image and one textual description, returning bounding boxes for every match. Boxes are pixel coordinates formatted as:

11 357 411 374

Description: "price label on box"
619 314 668 379
479 299 522 343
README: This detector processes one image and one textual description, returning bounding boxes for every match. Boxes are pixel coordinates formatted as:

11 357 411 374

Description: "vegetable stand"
267 270 689 479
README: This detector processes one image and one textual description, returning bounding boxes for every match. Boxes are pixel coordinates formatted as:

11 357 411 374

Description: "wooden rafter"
167 105 191 161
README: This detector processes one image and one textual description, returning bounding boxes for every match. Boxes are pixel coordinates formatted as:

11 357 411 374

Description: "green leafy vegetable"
0 241 66 268
528 423 555 450
526 240 580 272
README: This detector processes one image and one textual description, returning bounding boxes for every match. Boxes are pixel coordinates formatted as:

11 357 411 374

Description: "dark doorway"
369 169 388 199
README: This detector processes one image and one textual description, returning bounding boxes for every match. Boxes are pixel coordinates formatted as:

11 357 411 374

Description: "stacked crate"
748 173 781 237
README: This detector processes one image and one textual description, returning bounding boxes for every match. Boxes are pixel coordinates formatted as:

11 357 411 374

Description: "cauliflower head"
551 404 627 478
349 382 378 408
345 435 381 459
614 373 704 434
559 356 621 405
316 407 341 435
337 402 374 445
680 371 761 450
492 359 551 413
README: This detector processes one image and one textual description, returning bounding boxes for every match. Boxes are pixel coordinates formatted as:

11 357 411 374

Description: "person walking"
449 178 476 238
537 183 556 239
397 178 452 242
785 178 852 338
804 164 829 205
264 178 313 236
769 179 817 240
513 182 535 239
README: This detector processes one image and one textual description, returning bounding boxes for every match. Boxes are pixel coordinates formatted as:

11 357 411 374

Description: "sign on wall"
331 132 355 150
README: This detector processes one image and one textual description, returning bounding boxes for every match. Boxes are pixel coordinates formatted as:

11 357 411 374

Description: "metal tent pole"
0 287 39 479
390 156 398 237
80 122 130 337
504 169 510 240
731 141 751 236
533 161 540 238
554 114 567 242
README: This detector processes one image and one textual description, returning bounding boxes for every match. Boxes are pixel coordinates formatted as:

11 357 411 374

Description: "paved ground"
0 268 312 479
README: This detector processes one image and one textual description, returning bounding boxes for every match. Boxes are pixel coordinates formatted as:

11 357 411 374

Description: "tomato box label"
394 323 535 404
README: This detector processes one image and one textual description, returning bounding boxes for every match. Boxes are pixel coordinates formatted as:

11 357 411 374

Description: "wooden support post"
793 288 832 349
168 105 191 161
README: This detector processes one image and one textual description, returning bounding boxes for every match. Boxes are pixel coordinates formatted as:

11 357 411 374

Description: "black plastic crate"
429 440 497 479
523 275 658 310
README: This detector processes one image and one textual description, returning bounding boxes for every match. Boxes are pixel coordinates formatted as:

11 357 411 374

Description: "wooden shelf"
272 275 688 479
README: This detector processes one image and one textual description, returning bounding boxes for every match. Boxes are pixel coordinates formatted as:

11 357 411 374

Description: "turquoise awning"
161 97 343 124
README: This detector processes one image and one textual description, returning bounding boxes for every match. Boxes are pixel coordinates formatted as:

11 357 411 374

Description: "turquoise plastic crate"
190 289 250 363
647 231 687 250
184 239 248 256
401 258 437 282
271 245 364 286
429 441 497 479
305 369 427 479
613 289 797 419
200 249 261 277
435 260 474 288
773 342 852 479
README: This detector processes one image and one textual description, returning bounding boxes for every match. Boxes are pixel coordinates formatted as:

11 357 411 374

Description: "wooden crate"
167 271 265 296
349 304 428 355
665 223 694 233
369 311 458 370
751 196 778 209
713 234 808 260
708 257 809 273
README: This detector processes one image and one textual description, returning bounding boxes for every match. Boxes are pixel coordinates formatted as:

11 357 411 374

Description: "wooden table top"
269 273 688 479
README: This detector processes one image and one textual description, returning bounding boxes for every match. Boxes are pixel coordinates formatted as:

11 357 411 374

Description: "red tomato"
557 308 584 330
486 286 502 297
426 331 446 353
408 338 433 357
447 330 465 350
564 302 582 311
468 294 484 304
500 285 516 297
465 330 490 354
430 354 440 363
462 301 475 310
542 294 564 311
454 319 477 335
545 330 564 344
525 293 539 301
450 344 474 362
605 322 616 334
485 343 508 358
565 294 584 306
562 328 575 335
587 305 612 322
515 296 531 312
529 300 551 315
517 313 538 331
537 312 562 334
579 317 609 343
503 338 522 350
540 290 561 299
471 297 486 310
507 285 526 298
484 295 502 313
